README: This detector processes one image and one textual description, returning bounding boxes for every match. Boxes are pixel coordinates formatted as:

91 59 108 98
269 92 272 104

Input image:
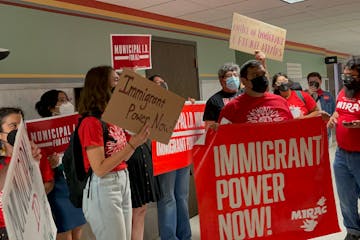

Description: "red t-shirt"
335 89 360 151
287 91 317 118
78 117 127 172
219 92 293 123
39 150 55 182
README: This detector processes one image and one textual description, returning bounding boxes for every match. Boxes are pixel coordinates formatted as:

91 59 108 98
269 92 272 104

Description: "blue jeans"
157 166 191 240
333 147 360 236
83 170 132 240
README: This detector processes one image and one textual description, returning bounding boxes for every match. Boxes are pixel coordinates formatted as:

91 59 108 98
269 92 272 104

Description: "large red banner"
193 117 340 240
152 102 205 175
26 114 80 154
111 34 151 71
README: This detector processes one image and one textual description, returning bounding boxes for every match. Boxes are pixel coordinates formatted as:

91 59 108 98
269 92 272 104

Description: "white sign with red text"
2 121 56 240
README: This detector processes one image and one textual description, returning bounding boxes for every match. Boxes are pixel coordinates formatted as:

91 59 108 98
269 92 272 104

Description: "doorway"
146 36 199 219
146 36 199 100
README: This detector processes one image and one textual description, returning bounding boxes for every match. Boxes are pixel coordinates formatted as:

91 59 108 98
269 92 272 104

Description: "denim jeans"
83 170 132 240
157 166 191 240
333 147 360 236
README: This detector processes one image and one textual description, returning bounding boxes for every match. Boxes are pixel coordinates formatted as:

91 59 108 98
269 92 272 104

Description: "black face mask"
251 75 268 93
309 81 320 88
273 89 280 95
278 83 291 92
344 78 360 91
3 129 17 146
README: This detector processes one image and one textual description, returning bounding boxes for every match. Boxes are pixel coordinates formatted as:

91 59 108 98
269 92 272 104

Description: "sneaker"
345 233 360 240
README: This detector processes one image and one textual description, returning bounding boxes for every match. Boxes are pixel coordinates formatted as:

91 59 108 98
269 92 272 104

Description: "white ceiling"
97 0 360 55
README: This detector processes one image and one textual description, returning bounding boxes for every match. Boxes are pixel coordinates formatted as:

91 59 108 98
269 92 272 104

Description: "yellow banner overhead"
230 13 287 61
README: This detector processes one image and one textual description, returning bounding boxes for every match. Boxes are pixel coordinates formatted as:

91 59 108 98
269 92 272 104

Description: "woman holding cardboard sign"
77 65 150 240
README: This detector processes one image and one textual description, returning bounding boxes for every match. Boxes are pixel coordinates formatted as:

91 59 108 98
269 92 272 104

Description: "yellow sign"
230 13 287 61
102 69 185 144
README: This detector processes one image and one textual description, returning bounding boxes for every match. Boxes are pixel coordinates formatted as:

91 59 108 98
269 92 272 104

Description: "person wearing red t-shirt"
0 107 49 240
327 57 360 240
77 66 150 240
218 60 293 124
306 72 336 116
271 72 326 119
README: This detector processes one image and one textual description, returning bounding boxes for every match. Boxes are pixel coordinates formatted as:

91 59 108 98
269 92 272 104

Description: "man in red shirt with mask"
328 56 360 240
219 60 293 124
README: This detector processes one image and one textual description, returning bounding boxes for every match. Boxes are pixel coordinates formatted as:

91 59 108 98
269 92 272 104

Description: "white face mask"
59 102 75 115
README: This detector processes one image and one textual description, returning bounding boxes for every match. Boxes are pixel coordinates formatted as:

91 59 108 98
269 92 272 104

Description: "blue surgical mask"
226 76 240 91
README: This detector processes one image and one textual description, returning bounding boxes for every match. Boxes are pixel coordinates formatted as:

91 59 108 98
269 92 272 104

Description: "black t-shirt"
203 90 241 122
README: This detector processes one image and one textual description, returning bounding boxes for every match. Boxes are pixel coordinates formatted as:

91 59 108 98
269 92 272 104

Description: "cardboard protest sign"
2 121 57 240
229 13 287 61
152 101 205 175
102 69 186 144
192 117 340 240
111 34 152 70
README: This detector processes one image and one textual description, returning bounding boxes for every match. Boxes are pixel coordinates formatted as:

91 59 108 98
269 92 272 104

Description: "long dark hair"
78 65 114 115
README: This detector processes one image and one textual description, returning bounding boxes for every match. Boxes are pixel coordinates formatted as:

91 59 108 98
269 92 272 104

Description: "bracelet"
128 142 136 150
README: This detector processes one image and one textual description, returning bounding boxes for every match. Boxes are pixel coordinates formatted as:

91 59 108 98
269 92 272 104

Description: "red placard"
26 113 80 154
152 102 205 175
193 117 340 240
111 34 151 71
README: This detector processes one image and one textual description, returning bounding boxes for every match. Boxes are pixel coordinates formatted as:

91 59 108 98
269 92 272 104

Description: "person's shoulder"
322 90 334 97
79 116 101 130
300 90 313 98
206 90 223 102
264 92 289 103
264 92 283 99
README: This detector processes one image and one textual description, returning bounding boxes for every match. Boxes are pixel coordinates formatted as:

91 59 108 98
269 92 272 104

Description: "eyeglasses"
341 74 359 81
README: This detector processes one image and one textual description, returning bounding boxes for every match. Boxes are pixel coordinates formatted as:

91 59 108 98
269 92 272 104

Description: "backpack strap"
295 90 305 104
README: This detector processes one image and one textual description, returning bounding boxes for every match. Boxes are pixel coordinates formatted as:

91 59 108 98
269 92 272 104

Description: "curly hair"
218 63 240 79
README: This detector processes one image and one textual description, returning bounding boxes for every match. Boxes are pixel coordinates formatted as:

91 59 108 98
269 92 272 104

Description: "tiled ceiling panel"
97 0 360 54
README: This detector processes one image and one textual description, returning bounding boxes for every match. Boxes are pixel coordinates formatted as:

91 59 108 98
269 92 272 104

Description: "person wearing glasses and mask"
203 63 242 130
327 56 360 240
35 90 86 240
272 72 322 119
306 72 335 117
218 60 293 124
